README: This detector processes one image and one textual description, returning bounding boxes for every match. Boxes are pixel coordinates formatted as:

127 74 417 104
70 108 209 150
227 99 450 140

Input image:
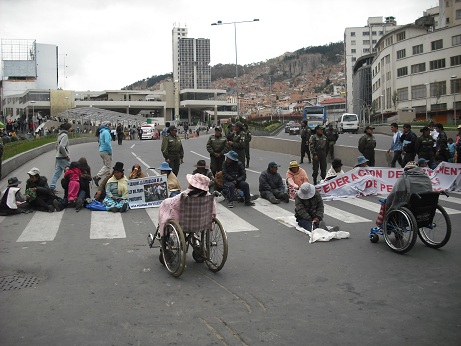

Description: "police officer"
206 126 228 175
300 120 311 164
243 123 252 168
309 125 328 185
415 126 435 168
161 125 184 176
228 121 246 165
324 123 339 161
358 125 377 166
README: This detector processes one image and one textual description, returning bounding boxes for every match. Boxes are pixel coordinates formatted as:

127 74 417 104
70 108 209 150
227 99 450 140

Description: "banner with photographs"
127 175 168 209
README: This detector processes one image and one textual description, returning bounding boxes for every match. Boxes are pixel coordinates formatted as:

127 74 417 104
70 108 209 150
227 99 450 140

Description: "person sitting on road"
102 162 129 212
157 173 217 238
129 164 147 179
158 161 181 197
222 150 255 208
259 161 289 204
354 155 369 168
0 177 31 215
322 158 345 182
286 160 309 200
25 167 59 212
192 159 215 192
295 182 339 232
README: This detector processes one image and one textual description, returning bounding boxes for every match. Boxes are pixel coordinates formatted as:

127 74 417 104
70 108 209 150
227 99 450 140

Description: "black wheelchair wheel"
205 218 228 273
418 204 451 248
370 234 379 243
383 207 418 254
162 220 186 277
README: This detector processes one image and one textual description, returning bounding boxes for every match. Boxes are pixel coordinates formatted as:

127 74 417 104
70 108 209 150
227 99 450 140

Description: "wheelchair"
369 192 451 254
147 194 228 277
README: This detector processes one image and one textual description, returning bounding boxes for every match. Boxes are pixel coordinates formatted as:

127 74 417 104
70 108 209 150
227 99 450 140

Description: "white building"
371 0 461 124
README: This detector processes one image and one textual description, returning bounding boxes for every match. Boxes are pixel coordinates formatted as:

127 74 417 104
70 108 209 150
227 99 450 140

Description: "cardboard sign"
127 175 168 209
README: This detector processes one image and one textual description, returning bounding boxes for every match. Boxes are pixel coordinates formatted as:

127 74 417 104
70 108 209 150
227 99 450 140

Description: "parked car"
289 124 301 135
285 121 294 133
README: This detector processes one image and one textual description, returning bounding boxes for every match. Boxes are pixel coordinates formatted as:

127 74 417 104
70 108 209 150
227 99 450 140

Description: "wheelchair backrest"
408 192 439 228
179 194 214 232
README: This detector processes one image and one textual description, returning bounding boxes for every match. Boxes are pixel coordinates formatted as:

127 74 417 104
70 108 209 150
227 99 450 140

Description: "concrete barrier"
2 136 98 178
250 136 389 168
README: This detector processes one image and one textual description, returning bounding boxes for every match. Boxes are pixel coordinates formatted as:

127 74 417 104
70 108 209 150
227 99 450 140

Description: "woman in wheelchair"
157 173 217 238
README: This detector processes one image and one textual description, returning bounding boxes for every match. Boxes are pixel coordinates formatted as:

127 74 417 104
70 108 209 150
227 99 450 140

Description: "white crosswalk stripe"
2 193 459 243
90 211 126 239
17 210 64 242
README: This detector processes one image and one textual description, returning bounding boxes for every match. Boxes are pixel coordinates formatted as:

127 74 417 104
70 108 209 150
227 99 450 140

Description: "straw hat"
186 173 210 192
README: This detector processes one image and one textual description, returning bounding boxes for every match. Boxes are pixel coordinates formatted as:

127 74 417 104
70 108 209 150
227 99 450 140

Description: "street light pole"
380 95 384 124
211 19 259 118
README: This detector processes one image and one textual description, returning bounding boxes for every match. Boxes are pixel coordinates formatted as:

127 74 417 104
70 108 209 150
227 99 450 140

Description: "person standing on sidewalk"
358 125 376 167
49 122 72 191
93 121 113 186
324 123 339 161
387 123 403 168
300 120 311 164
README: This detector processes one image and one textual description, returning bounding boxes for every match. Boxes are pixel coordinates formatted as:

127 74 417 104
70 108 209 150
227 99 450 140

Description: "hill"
122 42 345 98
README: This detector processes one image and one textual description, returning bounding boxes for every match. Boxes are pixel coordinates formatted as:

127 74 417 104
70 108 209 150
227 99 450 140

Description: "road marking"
190 151 209 159
440 206 461 215
90 212 126 239
0 216 5 224
252 198 294 227
145 207 159 230
130 144 135 149
324 204 371 223
131 152 151 170
440 194 461 205
17 211 64 242
338 197 381 213
216 203 259 232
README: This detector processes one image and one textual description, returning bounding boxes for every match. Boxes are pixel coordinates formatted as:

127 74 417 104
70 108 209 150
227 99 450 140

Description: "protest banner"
127 175 168 209
317 162 461 199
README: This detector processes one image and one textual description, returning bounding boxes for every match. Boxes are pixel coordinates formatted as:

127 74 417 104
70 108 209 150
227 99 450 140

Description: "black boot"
245 160 249 168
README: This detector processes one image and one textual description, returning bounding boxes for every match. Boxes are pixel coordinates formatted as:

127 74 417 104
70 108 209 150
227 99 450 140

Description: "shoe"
245 164 249 168
120 202 128 212
108 206 119 212
75 198 83 211
227 201 234 208
47 205 55 213
53 199 63 212
245 200 255 206
68 200 75 208
282 193 290 203
147 234 154 248
300 160 304 163
269 196 280 204
250 194 260 201
93 176 100 187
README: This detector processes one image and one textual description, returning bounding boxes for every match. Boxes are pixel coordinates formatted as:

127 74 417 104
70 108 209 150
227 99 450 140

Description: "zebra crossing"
2 192 460 243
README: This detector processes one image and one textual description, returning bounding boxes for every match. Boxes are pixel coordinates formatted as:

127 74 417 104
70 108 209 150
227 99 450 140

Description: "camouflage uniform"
206 132 228 175
161 133 184 176
300 123 311 163
309 131 328 184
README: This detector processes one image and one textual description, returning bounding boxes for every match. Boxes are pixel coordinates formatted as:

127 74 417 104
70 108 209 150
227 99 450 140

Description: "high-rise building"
172 26 211 90
343 17 399 113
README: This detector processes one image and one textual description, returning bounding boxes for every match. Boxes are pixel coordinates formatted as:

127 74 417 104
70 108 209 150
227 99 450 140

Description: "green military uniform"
358 132 377 166
324 126 339 160
244 127 252 168
309 128 328 184
161 132 184 176
229 122 247 165
207 129 228 174
415 133 435 165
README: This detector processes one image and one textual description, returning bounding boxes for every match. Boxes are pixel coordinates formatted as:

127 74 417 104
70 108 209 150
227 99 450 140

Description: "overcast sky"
0 0 438 91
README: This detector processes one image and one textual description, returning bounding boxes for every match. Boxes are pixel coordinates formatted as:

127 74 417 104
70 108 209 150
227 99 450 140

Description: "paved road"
1 135 460 345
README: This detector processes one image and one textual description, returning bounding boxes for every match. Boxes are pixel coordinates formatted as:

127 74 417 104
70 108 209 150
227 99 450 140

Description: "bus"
303 105 327 131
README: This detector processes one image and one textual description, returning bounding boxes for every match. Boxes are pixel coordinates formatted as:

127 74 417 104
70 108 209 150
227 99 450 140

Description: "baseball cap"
268 161 281 168
27 167 40 176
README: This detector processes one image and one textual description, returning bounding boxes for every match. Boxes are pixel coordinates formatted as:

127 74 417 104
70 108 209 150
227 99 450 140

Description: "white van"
337 113 359 134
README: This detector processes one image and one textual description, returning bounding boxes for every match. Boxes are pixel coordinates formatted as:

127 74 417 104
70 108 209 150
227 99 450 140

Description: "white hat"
27 167 40 176
297 183 316 200
404 161 418 171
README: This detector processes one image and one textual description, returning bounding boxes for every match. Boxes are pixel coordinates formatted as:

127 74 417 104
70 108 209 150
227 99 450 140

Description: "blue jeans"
224 181 251 202
297 219 319 231
50 158 69 189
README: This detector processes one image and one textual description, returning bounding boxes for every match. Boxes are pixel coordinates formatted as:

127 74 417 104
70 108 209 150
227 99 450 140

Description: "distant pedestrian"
116 123 124 145
49 122 72 191
243 123 252 168
300 120 311 164
455 125 461 163
93 121 113 186
400 124 417 166
161 125 184 176
309 125 328 185
415 126 435 168
358 125 376 166
435 123 449 162
387 123 403 168
324 123 339 161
